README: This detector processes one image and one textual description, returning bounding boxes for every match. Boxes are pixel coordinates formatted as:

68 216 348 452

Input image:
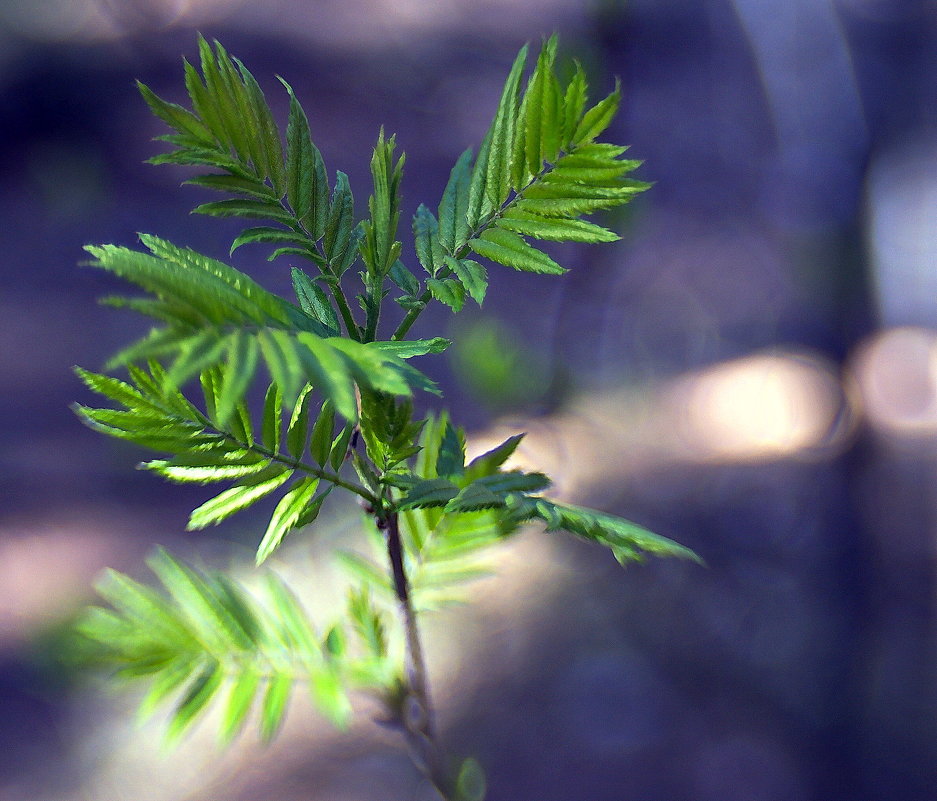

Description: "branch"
382 511 453 798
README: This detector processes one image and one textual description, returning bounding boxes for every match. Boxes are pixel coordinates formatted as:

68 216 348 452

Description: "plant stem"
382 511 453 799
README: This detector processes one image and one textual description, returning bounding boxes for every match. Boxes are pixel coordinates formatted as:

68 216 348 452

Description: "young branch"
381 511 452 799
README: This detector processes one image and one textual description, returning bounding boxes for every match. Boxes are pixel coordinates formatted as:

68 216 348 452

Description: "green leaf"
437 148 473 253
235 56 285 193
389 259 420 296
309 400 335 465
142 454 268 484
230 226 307 256
396 477 460 510
186 173 278 201
166 661 222 742
370 338 451 358
426 278 465 312
220 669 260 743
519 35 559 182
260 673 292 741
468 228 565 274
216 332 259 426
478 44 529 213
291 267 340 336
360 128 404 279
329 425 354 471
255 477 321 564
475 470 550 494
310 669 352 728
444 482 503 512
148 548 255 650
261 382 282 450
437 420 465 477
193 198 295 225
562 62 588 146
324 171 355 265
571 79 621 145
464 433 524 479
137 80 213 144
412 204 441 276
187 468 291 529
496 212 619 243
281 78 329 234
444 256 488 305
510 497 702 565
286 384 313 459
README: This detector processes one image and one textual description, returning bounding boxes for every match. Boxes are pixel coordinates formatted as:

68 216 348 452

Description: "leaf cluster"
77 549 365 742
72 34 698 763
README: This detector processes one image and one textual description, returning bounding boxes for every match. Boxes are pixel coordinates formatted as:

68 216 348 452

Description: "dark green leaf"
412 204 441 276
389 259 420 295
444 256 487 305
437 148 473 253
426 278 465 312
309 400 335 465
291 267 340 335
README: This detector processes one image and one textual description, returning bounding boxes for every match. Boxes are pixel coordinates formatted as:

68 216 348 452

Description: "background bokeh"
1 1 936 799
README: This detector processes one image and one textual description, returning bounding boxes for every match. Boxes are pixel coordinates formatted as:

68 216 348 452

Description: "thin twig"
381 512 453 799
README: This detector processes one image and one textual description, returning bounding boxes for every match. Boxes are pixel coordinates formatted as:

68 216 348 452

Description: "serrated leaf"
465 434 524 480
444 256 487 305
426 278 465 312
476 470 550 494
571 79 621 145
216 332 259 426
281 78 329 232
444 482 503 512
479 44 528 212
230 226 305 256
309 400 335 465
143 456 269 484
255 477 320 564
389 259 420 295
138 80 213 144
329 425 354 471
193 198 295 225
496 212 619 243
234 55 285 192
261 382 282 450
187 468 291 529
291 267 340 336
562 62 588 146
370 338 451 358
412 204 441 276
438 148 473 253
286 383 313 459
469 227 565 274
186 173 278 201
324 170 354 264
396 477 460 510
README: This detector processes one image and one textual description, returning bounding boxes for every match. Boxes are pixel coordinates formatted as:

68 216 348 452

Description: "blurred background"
1 0 935 799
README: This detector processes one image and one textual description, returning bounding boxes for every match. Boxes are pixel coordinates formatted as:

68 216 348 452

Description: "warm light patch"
851 327 937 435
673 352 846 462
